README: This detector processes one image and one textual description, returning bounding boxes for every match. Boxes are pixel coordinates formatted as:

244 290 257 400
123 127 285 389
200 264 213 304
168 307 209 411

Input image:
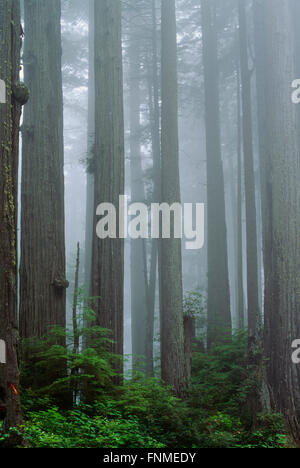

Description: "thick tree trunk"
261 0 300 441
91 0 125 380
0 0 25 440
201 0 231 348
20 0 68 339
160 0 185 397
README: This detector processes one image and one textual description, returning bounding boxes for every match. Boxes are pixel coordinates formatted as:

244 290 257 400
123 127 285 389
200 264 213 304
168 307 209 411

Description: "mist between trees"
95 197 205 250
1 0 300 449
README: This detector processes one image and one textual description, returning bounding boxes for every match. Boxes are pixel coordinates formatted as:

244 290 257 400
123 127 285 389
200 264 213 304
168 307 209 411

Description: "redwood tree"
160 0 185 396
0 0 27 438
261 0 300 440
201 0 231 347
128 16 148 372
91 0 125 378
238 0 260 346
20 0 68 339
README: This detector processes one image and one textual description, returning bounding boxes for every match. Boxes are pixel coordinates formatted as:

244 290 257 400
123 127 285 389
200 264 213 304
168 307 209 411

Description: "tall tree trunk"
0 0 25 441
160 0 185 396
261 0 300 441
253 0 269 283
72 243 80 355
201 0 231 347
160 0 185 397
184 315 194 385
145 239 157 377
85 0 95 300
238 0 260 344
129 21 147 373
71 242 80 402
20 0 68 339
236 57 244 329
292 0 300 149
145 0 161 378
91 0 125 380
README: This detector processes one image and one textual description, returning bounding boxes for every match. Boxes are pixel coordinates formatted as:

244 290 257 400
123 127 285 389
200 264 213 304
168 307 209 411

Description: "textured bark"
91 0 124 379
261 0 300 441
160 0 185 397
0 0 24 439
201 0 231 347
20 0 68 339
238 0 260 343
129 24 147 372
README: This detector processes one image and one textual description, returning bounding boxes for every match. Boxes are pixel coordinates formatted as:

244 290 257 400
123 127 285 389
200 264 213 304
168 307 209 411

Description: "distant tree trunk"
85 0 95 300
145 240 157 377
160 0 185 397
201 0 231 347
91 0 125 380
71 242 80 402
236 58 244 329
129 21 147 373
184 316 194 385
253 0 269 281
72 243 80 355
261 0 300 440
20 0 68 340
145 0 161 378
0 0 25 441
238 0 260 345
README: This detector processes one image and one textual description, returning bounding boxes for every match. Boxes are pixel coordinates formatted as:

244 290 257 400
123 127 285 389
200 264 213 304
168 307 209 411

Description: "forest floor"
0 331 295 448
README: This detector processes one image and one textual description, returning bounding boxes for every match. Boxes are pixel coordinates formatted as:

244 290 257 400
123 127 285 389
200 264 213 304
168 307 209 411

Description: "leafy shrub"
188 330 249 417
15 315 292 449
21 406 164 448
20 297 119 407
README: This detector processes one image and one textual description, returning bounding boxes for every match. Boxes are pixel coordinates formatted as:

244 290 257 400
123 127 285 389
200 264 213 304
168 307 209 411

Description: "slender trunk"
253 0 269 282
145 0 161 377
72 243 80 355
184 316 194 386
201 0 231 347
145 240 157 377
71 242 80 402
85 0 95 300
0 0 25 441
238 0 260 347
129 24 147 373
236 55 244 330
